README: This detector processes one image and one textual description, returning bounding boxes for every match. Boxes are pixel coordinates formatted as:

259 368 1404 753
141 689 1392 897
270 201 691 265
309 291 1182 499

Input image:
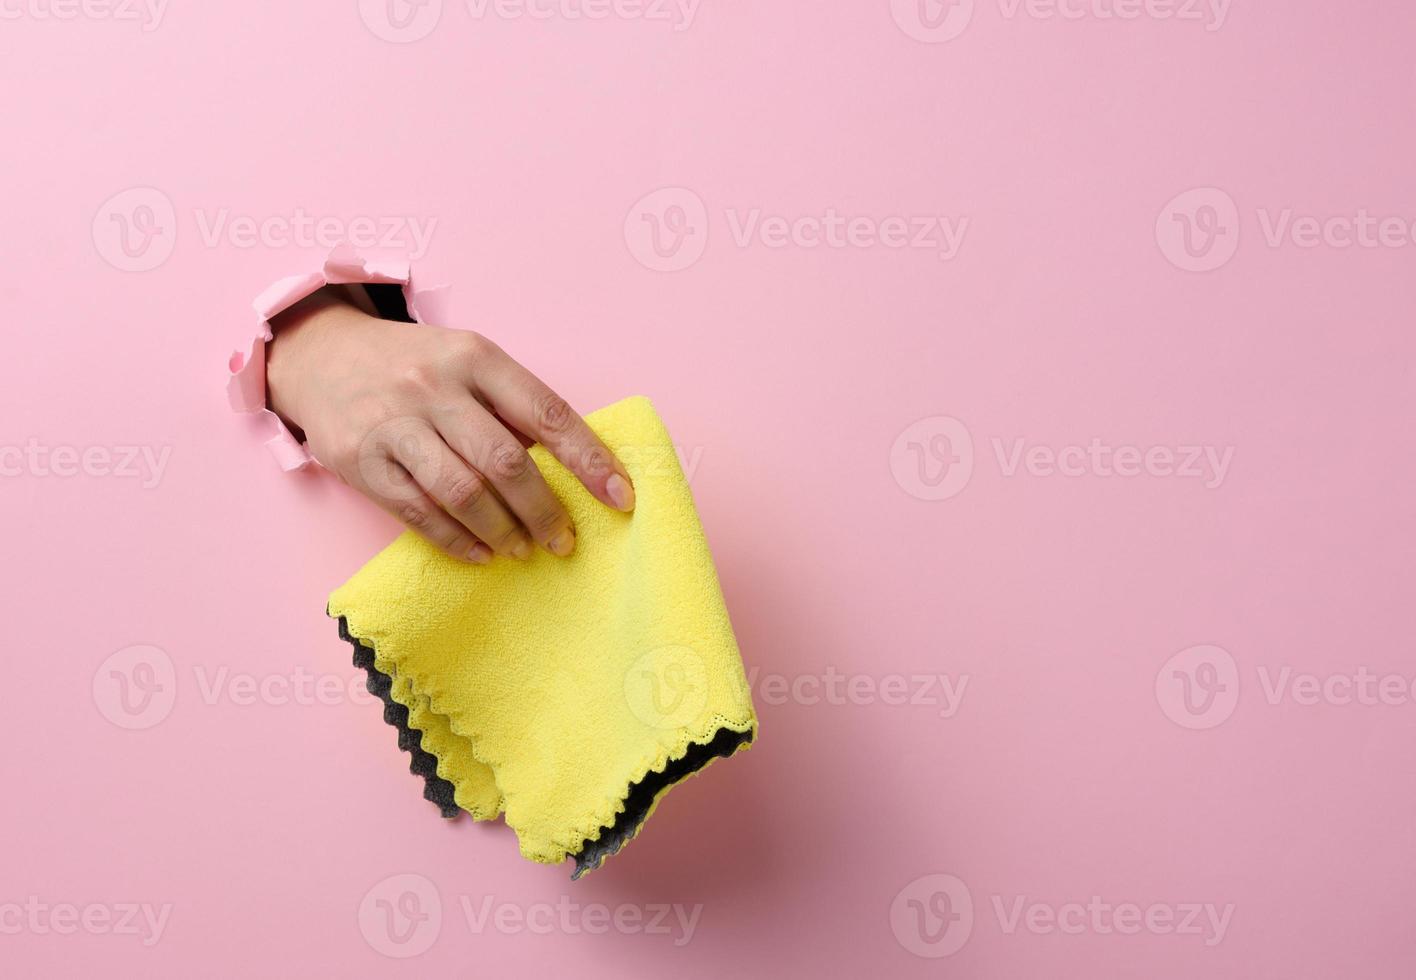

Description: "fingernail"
606 473 635 512
466 543 493 564
547 528 576 557
510 535 533 560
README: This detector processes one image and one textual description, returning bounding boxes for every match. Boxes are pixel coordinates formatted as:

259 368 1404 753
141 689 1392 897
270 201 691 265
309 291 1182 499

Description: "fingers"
355 457 494 565
432 398 578 557
386 423 535 560
337 328 635 563
468 347 636 514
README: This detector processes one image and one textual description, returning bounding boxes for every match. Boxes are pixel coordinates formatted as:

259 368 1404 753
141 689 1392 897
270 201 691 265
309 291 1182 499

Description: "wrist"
267 289 373 434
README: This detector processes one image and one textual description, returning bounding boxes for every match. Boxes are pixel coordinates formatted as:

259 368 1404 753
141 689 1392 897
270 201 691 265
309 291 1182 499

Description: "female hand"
266 286 635 563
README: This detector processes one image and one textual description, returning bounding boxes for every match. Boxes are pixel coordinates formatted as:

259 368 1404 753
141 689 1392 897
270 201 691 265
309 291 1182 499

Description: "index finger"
473 352 635 513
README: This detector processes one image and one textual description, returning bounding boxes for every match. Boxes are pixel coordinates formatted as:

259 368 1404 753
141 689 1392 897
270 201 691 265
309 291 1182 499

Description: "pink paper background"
3 1 1415 976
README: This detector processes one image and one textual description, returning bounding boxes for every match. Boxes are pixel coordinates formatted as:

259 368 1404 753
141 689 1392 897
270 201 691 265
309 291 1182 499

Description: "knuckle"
398 363 441 393
438 530 471 554
464 331 495 356
392 430 432 466
398 502 432 531
533 391 575 435
443 474 486 511
448 330 494 363
580 445 612 478
529 507 564 535
494 525 525 549
489 443 530 481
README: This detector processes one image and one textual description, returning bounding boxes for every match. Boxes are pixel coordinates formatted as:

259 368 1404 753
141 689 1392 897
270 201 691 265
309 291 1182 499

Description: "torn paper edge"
225 246 451 471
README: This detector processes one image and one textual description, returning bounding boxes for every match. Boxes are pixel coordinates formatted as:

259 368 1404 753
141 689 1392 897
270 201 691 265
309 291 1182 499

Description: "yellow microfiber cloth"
328 396 757 878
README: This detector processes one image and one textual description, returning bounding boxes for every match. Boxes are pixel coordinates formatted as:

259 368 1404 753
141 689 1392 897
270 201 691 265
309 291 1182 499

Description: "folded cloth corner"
328 395 758 878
